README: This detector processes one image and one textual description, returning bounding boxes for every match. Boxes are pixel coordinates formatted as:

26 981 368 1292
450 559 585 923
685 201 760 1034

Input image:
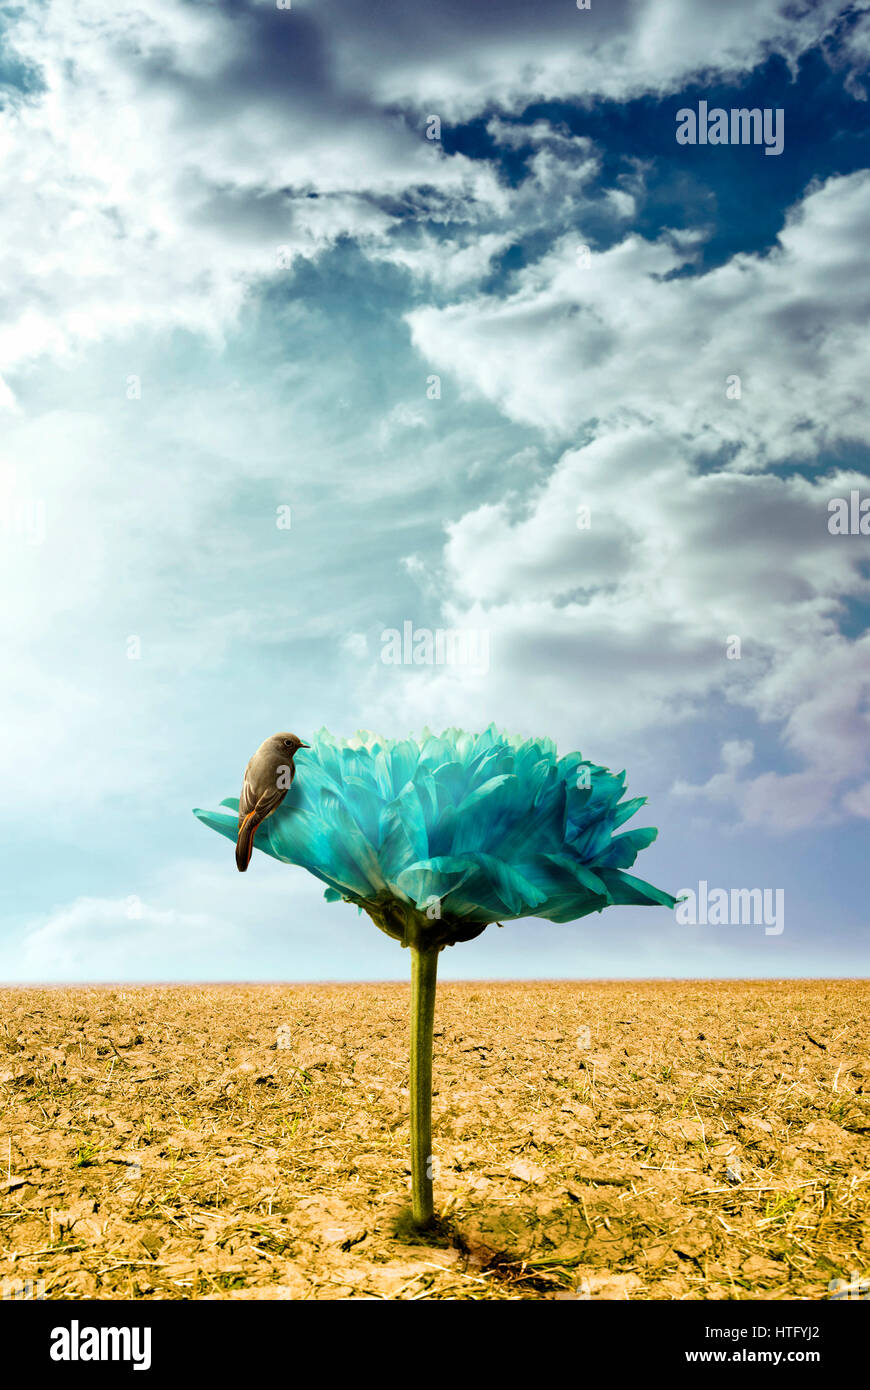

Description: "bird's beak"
298 742 310 749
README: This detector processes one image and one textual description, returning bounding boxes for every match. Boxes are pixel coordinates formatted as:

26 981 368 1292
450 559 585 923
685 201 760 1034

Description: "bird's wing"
239 766 258 820
239 768 287 825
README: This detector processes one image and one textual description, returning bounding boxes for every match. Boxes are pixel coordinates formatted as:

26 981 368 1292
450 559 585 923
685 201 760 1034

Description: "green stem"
409 941 439 1227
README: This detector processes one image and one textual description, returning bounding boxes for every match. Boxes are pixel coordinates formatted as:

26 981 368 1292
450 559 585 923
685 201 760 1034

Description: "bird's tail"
236 812 258 872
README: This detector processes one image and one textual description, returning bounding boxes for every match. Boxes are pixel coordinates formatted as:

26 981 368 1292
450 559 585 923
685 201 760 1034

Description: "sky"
1 0 868 982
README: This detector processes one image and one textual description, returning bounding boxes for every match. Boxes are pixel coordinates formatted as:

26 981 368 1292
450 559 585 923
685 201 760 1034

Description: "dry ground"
0 981 867 1300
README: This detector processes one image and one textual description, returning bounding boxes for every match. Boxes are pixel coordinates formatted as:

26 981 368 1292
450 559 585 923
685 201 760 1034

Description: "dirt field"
0 981 867 1300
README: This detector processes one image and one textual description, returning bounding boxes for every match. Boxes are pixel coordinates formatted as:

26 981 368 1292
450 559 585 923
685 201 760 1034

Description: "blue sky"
1 0 868 981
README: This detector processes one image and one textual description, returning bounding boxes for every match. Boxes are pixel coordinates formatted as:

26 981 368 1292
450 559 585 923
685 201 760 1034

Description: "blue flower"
193 725 675 947
195 724 676 1226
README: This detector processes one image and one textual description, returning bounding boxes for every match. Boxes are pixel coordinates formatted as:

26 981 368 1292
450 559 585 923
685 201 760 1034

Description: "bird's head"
270 732 309 757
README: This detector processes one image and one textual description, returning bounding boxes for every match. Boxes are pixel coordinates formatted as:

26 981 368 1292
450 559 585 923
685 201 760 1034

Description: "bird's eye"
284 739 293 747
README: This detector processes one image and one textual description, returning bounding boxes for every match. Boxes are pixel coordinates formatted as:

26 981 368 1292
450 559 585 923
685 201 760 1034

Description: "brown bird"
236 732 309 872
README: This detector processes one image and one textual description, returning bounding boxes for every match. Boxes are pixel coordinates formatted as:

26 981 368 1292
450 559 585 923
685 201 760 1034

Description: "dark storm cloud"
125 2 356 122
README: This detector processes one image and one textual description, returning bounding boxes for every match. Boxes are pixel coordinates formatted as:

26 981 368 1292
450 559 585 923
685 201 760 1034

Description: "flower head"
194 725 675 947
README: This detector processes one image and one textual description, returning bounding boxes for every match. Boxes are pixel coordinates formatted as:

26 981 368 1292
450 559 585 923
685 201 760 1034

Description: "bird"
236 732 309 872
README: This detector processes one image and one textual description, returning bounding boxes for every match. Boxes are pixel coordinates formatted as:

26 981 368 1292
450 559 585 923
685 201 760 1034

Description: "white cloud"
1 0 859 389
0 0 510 382
843 782 870 817
330 0 851 115
18 896 232 980
390 175 870 825
673 740 756 804
341 632 369 661
408 172 870 457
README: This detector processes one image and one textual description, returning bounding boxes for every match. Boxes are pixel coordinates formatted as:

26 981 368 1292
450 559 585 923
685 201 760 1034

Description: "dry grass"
0 981 867 1300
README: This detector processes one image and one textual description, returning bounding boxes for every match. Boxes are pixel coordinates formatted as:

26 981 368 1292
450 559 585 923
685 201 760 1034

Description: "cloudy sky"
1 0 868 982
